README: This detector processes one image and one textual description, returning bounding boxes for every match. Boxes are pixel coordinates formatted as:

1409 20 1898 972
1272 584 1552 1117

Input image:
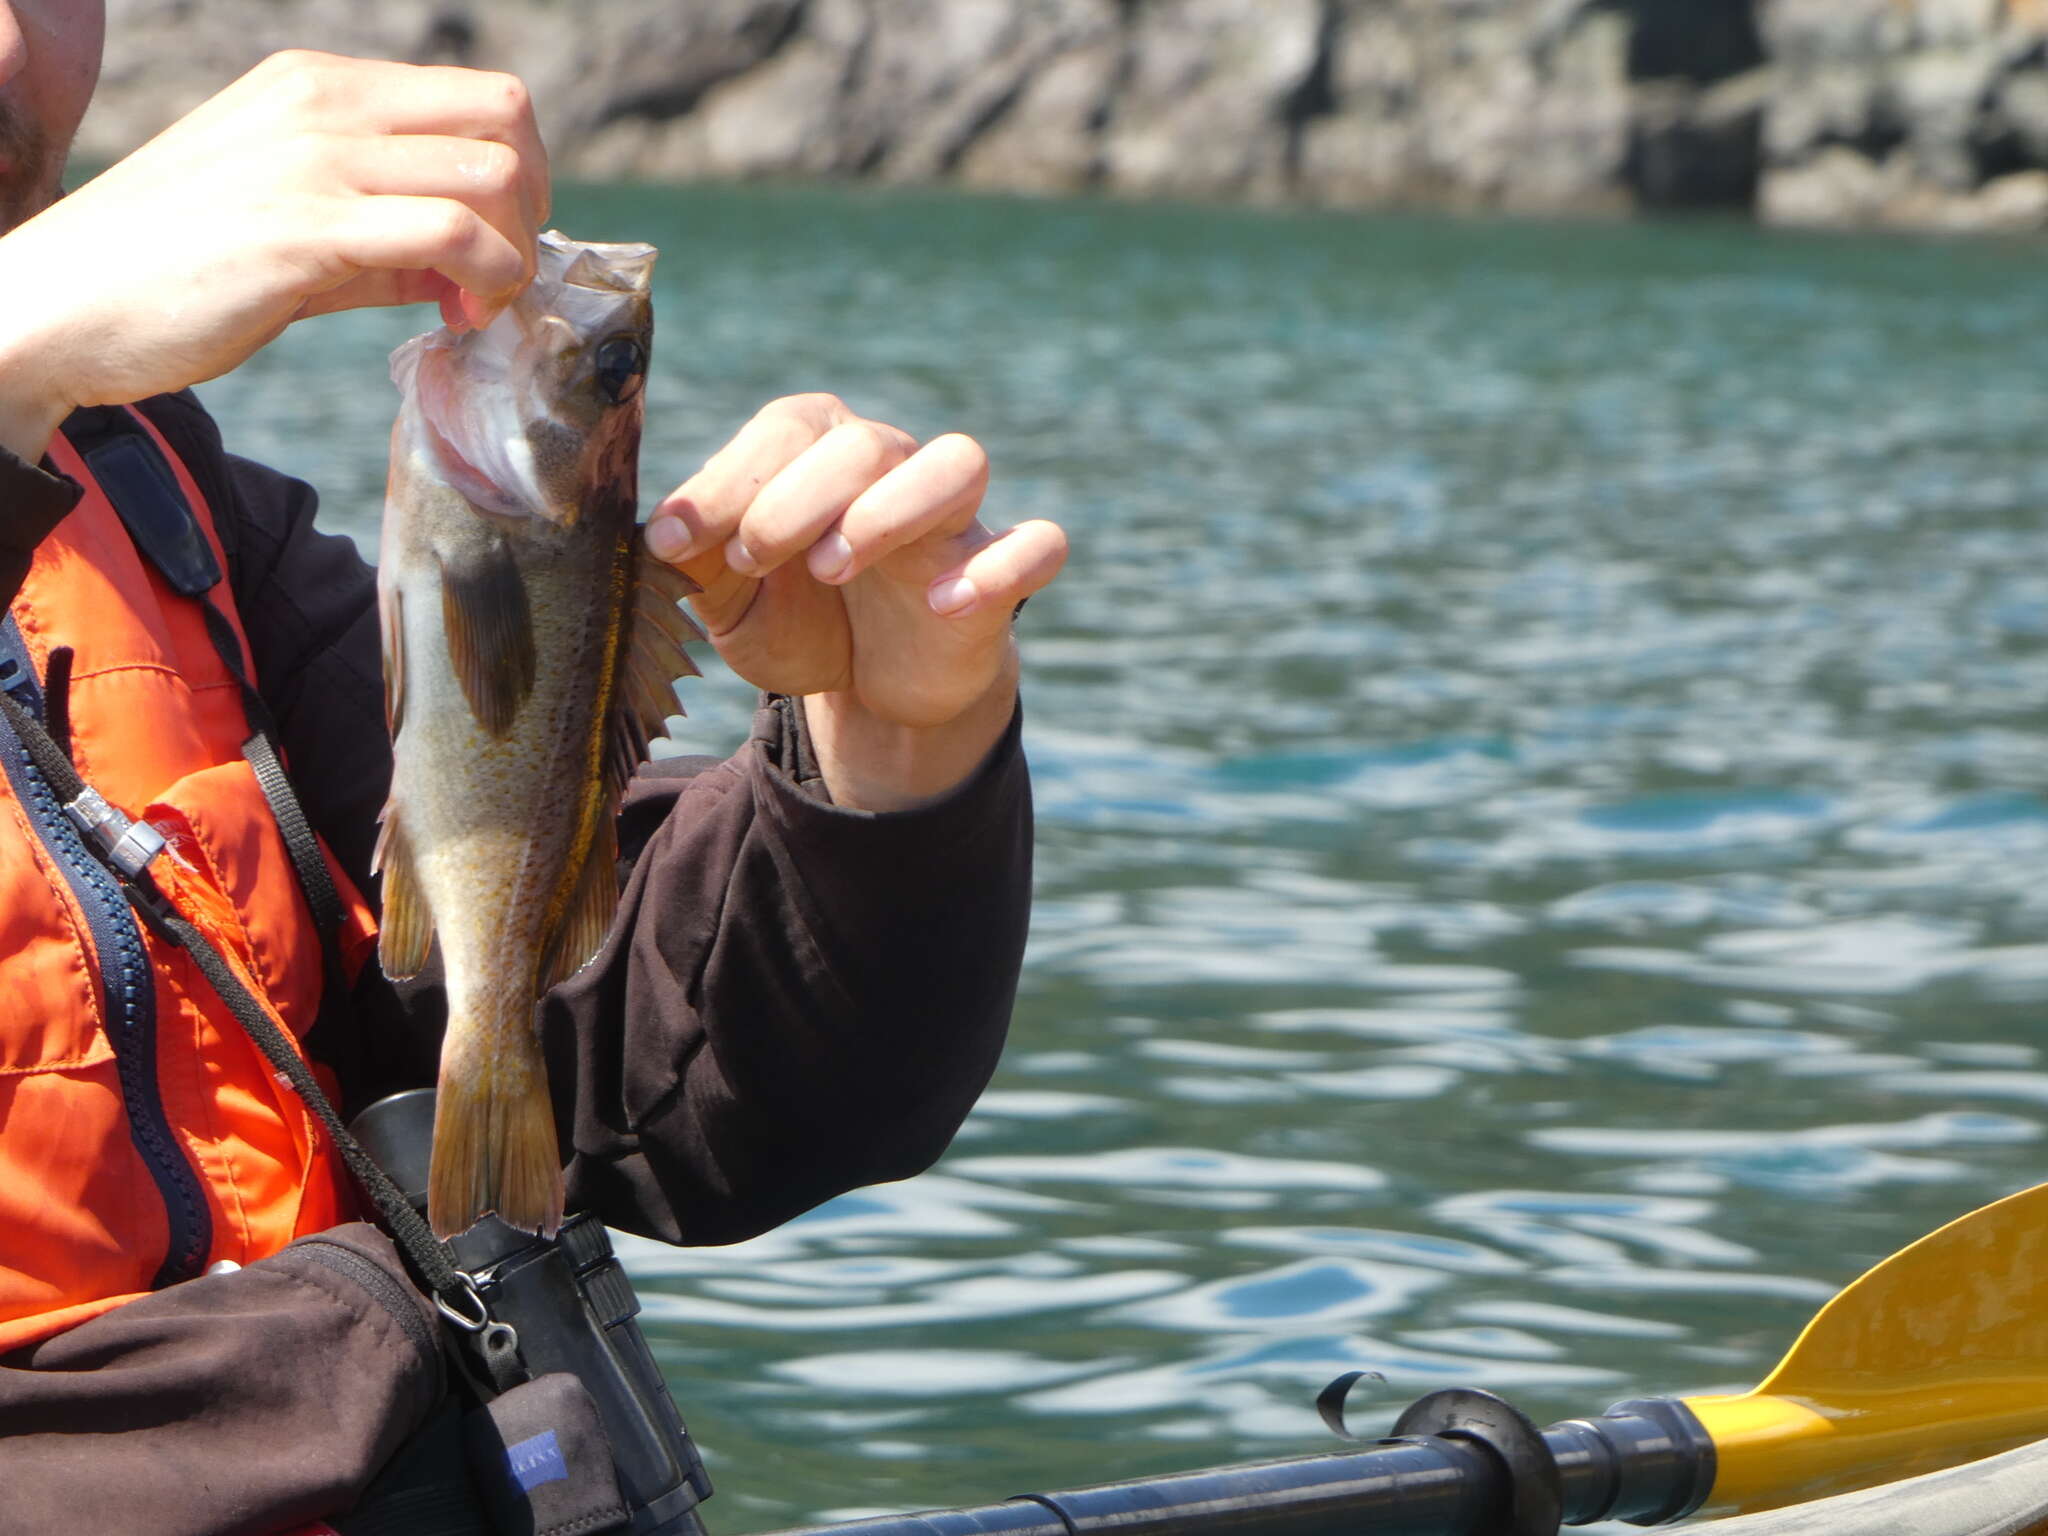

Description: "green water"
201 184 2048 1531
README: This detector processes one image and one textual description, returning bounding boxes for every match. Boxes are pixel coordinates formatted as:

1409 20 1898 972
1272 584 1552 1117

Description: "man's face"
0 1 102 233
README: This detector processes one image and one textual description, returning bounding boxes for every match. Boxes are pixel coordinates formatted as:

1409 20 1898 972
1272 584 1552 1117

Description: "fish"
375 230 703 1238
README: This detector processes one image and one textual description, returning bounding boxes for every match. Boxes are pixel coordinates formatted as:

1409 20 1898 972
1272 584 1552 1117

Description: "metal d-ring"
435 1271 492 1334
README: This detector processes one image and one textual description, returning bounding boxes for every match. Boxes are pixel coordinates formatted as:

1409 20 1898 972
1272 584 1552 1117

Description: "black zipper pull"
42 645 72 759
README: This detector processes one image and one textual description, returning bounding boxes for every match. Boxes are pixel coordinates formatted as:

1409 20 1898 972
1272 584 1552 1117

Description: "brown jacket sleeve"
0 1224 444 1536
0 441 84 606
546 693 1030 1244
135 392 1029 1247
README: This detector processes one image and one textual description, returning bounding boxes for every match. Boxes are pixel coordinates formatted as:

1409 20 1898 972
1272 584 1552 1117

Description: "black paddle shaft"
755 1391 1715 1536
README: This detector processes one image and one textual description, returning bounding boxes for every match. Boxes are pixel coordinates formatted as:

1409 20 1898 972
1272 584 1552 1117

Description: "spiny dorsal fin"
439 538 536 737
635 539 703 609
538 817 621 994
373 806 434 981
624 533 706 740
625 668 677 740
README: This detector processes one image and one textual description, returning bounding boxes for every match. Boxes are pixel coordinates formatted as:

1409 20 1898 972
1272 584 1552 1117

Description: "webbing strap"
192 595 353 1055
133 887 465 1304
0 688 466 1311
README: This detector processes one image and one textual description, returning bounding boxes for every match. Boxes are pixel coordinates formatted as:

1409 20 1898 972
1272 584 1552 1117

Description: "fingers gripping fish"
376 232 702 1238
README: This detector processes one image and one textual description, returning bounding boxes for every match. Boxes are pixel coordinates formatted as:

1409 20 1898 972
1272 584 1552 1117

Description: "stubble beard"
0 100 60 236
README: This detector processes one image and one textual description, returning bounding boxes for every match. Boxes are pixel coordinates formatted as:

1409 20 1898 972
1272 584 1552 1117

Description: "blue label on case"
506 1428 569 1493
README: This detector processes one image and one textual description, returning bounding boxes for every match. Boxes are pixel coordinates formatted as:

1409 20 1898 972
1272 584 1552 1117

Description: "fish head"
392 230 657 530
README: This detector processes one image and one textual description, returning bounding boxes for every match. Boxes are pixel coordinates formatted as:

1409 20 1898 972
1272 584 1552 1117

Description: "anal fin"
373 806 434 981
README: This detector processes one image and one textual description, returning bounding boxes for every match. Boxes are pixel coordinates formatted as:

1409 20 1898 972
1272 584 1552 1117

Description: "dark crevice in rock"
1602 0 1767 213
1607 0 1763 86
418 8 477 67
1280 0 1344 189
1972 122 2038 183
1817 109 1910 167
1081 8 1146 189
836 24 883 176
936 75 1033 177
852 137 891 176
594 0 811 128
1628 94 1762 211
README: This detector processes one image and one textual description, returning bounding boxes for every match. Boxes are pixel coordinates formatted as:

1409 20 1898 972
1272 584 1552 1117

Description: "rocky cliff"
78 0 2048 232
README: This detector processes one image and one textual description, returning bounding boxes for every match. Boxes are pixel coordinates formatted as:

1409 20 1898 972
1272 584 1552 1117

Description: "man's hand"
646 394 1068 811
0 51 547 463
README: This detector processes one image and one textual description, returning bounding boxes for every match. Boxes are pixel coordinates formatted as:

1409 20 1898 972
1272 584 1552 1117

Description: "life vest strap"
87 410 356 1056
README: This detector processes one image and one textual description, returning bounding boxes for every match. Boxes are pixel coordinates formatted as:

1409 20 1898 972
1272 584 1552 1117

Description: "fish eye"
595 337 646 404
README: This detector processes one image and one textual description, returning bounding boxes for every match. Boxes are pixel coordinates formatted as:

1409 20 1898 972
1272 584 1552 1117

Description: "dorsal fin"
624 534 706 740
636 540 703 608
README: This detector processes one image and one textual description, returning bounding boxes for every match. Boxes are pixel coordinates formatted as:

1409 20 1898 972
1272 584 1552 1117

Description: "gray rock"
547 0 809 142
1755 0 1911 65
1757 143 1891 226
1963 167 2048 228
1891 42 2007 189
66 0 2048 235
1094 0 1326 201
655 0 872 180
1300 2 1632 214
854 0 1119 184
954 34 1125 193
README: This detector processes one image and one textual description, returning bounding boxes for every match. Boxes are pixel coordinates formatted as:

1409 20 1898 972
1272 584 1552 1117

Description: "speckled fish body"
375 231 702 1237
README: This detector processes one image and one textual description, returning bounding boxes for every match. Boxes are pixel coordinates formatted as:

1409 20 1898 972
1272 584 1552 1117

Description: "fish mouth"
413 343 547 523
419 393 516 517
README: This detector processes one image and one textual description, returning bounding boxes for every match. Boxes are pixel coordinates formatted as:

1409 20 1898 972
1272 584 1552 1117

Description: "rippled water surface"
200 184 2048 1530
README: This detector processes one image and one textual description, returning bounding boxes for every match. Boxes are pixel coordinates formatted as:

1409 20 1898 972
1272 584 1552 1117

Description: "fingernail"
645 515 692 562
809 532 854 584
929 575 979 616
726 536 761 576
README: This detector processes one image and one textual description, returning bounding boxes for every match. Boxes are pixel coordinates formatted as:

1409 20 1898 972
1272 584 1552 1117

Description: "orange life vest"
0 406 379 1355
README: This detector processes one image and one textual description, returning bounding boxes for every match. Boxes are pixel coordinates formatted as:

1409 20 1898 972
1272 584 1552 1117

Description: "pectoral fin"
439 539 536 736
380 584 406 736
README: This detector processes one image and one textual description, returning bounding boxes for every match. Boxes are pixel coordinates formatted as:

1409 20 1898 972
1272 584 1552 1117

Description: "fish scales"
375 231 698 1238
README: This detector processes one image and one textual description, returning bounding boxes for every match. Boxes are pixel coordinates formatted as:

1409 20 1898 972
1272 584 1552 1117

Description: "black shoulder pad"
85 431 223 598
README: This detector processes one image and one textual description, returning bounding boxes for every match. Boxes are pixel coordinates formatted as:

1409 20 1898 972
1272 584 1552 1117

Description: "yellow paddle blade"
1684 1180 2048 1513
1686 1433 2048 1536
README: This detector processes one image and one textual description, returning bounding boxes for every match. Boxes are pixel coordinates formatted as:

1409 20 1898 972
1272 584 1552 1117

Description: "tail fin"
429 1063 565 1239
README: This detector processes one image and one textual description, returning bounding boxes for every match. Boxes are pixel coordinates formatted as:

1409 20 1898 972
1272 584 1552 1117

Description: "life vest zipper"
0 617 212 1287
